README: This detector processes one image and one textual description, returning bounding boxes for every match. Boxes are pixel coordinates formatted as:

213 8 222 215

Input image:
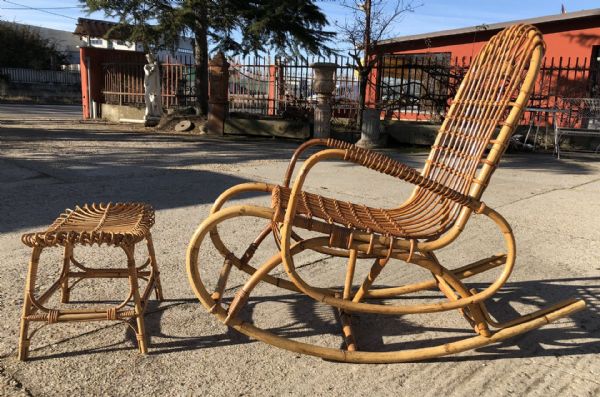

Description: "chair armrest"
282 139 330 187
286 138 478 210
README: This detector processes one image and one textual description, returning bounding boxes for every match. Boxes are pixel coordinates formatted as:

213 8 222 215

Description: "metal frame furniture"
555 97 600 158
187 25 585 363
523 106 561 150
18 202 163 361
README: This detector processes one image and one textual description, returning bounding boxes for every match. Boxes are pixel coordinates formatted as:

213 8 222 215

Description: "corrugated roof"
377 8 600 47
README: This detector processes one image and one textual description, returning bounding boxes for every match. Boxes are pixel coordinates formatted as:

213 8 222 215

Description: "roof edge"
377 8 600 47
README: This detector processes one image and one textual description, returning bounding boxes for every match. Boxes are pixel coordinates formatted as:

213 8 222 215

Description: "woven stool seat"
17 202 163 361
21 203 154 248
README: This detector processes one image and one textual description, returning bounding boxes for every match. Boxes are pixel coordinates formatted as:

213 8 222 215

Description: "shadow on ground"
18 274 600 363
0 128 301 233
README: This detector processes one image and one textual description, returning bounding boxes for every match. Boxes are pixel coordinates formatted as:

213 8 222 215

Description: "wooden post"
207 52 229 135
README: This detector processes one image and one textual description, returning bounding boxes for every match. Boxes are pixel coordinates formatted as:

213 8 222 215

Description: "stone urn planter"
311 62 337 138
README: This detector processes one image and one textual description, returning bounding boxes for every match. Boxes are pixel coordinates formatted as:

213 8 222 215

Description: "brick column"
207 52 229 135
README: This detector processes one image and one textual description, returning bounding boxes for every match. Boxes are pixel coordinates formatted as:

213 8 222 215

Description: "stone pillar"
207 52 229 135
356 108 382 148
311 62 336 139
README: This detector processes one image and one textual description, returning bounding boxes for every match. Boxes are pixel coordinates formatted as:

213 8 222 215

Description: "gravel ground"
1 117 599 396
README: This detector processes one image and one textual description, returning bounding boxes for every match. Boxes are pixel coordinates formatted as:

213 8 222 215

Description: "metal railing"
99 53 599 125
228 54 360 118
374 55 599 124
0 67 80 85
102 54 196 108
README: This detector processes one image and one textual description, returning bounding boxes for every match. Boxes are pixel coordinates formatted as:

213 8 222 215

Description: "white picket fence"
0 67 80 85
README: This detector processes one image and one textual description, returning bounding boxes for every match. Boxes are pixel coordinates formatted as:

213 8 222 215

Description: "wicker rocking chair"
186 25 585 363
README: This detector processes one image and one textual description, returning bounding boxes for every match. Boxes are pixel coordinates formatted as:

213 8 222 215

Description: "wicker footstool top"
22 202 155 248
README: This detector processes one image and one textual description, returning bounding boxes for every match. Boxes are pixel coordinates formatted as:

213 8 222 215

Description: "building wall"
369 18 600 120
79 47 146 119
81 36 194 57
376 19 600 63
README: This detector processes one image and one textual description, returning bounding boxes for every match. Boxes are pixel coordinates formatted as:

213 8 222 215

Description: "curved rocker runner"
186 24 586 363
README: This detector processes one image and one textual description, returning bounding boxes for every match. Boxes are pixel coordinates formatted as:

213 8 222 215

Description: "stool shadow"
20 275 599 362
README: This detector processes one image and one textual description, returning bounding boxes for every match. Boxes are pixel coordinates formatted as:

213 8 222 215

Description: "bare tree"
335 0 421 129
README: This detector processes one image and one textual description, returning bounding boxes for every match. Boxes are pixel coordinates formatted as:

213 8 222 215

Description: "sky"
0 0 598 42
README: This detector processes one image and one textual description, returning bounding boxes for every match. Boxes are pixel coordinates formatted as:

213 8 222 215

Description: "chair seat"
21 202 155 248
271 186 456 240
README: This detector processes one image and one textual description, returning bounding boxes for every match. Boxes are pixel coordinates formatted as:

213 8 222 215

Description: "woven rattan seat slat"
271 186 453 239
22 202 154 248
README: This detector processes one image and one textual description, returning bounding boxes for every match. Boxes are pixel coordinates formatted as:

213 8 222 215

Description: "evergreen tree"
0 22 67 70
81 0 333 115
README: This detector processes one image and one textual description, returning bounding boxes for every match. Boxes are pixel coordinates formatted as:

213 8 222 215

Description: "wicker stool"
18 202 163 361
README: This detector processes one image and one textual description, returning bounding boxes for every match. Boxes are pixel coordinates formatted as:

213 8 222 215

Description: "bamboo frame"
18 203 163 361
186 25 586 363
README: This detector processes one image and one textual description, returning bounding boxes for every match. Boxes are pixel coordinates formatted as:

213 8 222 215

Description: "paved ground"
0 104 82 122
1 115 599 396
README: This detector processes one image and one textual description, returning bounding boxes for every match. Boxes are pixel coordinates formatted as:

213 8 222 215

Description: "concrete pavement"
0 104 82 122
1 120 599 396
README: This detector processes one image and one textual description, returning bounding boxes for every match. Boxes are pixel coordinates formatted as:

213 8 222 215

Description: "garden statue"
144 53 162 126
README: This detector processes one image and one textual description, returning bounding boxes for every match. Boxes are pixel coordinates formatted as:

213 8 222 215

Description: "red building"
371 9 600 121
376 9 600 62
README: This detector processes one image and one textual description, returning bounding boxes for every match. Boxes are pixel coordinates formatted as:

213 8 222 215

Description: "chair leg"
60 244 73 303
426 252 491 337
124 244 148 354
340 249 358 351
18 247 42 361
146 234 163 301
352 257 388 303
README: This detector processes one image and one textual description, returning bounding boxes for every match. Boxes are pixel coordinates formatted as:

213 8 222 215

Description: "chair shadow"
22 274 598 362
142 273 598 362
351 276 600 362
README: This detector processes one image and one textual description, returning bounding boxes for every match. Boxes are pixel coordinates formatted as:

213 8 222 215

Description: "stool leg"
18 246 42 361
124 244 148 354
146 234 164 301
60 244 73 303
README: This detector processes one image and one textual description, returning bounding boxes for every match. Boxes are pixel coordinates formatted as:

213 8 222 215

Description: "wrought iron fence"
375 54 470 122
102 54 195 108
374 55 599 125
0 67 80 85
99 51 598 128
228 54 360 119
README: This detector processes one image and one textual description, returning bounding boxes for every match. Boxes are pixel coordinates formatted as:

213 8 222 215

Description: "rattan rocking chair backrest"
421 24 544 204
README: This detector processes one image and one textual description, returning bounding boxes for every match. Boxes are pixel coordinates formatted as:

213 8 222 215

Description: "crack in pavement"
0 362 33 396
496 177 600 210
